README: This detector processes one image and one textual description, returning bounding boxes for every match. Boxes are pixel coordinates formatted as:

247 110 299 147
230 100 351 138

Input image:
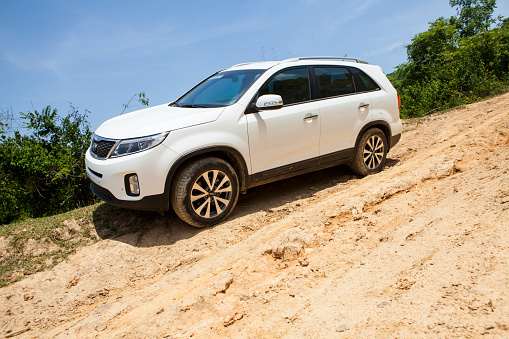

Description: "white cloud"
365 41 407 57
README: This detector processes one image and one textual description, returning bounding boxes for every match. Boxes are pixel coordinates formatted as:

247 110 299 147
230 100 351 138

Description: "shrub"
0 105 97 224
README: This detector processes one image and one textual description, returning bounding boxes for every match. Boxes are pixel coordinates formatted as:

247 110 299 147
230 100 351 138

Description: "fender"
354 120 393 150
163 146 250 201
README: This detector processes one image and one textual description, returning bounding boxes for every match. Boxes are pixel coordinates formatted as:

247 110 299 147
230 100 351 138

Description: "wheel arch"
354 120 393 151
164 146 249 201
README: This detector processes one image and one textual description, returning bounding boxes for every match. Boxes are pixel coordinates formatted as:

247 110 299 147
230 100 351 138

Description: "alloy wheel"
363 135 384 170
190 170 232 218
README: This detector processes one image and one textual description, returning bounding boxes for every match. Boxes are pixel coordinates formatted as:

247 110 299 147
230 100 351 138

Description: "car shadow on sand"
93 159 399 248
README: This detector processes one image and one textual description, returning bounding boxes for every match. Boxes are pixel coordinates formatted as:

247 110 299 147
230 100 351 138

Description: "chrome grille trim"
90 134 120 159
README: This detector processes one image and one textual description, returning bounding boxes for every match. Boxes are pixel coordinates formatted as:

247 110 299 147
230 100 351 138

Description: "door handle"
358 102 370 108
303 114 319 121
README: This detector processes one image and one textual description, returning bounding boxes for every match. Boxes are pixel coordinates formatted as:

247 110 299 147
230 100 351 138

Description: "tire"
171 157 239 227
349 128 388 177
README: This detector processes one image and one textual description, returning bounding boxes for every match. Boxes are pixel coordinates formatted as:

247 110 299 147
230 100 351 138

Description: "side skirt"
247 148 354 189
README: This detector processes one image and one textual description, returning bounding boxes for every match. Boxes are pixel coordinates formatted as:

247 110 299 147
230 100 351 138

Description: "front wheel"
171 157 239 227
349 128 388 177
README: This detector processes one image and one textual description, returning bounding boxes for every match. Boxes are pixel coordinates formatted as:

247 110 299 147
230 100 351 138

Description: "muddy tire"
349 128 388 177
171 157 239 227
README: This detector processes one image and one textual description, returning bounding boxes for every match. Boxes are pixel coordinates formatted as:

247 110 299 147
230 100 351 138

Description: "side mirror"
255 94 283 110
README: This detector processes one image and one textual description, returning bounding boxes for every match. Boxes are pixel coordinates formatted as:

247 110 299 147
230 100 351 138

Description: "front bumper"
90 182 169 211
85 143 179 209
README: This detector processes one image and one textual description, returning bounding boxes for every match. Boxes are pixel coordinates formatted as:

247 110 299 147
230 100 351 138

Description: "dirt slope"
1 93 509 338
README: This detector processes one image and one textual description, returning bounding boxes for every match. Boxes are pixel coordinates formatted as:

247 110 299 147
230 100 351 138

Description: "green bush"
0 105 97 224
389 1 509 118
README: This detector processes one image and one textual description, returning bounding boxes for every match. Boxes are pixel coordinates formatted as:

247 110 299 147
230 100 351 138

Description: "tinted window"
314 67 355 98
349 67 380 92
259 68 310 105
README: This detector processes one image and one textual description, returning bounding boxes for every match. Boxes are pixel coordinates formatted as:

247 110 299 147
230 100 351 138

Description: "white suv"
85 57 402 227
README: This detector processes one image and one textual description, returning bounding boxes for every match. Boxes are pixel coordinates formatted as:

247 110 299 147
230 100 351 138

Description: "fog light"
125 174 140 196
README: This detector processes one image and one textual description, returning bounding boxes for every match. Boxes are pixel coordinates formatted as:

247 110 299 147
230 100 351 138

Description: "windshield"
175 69 265 108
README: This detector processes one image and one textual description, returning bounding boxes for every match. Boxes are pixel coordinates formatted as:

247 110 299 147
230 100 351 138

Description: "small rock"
212 272 234 295
224 311 244 326
277 262 289 270
298 258 309 267
87 289 109 299
396 278 415 290
96 323 106 331
66 276 79 289
336 325 350 332
377 301 390 308
262 246 272 255
156 307 164 315
284 314 298 323
325 211 338 218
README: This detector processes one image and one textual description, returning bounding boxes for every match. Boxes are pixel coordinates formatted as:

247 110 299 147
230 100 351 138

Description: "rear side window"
314 67 355 99
349 67 380 92
259 67 310 105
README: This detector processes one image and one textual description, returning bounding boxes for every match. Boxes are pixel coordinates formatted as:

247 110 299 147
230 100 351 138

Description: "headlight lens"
110 132 169 158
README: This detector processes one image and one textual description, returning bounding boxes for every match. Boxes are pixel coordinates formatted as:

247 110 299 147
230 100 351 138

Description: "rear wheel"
171 157 239 227
349 128 387 177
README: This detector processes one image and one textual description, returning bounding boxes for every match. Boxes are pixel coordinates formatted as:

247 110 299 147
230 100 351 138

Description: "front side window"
259 67 310 105
314 67 354 99
176 69 264 108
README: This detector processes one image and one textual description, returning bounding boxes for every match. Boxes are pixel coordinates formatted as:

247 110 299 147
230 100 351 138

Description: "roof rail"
281 56 369 64
231 61 258 68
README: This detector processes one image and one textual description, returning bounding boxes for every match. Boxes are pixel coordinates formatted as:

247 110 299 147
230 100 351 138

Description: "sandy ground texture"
1 93 509 338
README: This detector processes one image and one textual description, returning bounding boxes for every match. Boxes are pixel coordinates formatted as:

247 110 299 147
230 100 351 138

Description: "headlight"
110 132 169 158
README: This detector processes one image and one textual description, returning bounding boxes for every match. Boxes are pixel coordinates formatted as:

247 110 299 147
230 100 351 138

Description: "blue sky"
1 0 507 130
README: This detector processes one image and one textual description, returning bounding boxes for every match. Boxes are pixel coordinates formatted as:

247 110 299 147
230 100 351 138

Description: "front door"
246 67 320 175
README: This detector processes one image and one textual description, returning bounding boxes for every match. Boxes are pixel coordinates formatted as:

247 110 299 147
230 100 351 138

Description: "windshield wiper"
178 104 208 108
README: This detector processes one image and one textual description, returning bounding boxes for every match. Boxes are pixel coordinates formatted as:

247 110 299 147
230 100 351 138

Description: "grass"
0 203 102 287
0 201 168 288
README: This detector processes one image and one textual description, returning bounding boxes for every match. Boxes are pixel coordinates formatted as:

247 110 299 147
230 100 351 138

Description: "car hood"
94 104 224 139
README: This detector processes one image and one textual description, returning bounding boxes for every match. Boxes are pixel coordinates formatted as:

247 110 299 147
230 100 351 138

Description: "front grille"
91 135 117 159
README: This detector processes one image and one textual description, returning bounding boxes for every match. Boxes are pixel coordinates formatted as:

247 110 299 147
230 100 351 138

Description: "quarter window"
259 68 310 105
349 67 380 92
314 67 355 98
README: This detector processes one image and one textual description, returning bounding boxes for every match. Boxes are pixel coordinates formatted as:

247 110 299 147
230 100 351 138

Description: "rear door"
312 66 373 158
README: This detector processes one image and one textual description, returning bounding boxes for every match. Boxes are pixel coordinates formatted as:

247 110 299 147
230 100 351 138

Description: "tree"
121 92 149 114
450 0 497 37
0 107 18 137
388 0 509 118
405 17 459 81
